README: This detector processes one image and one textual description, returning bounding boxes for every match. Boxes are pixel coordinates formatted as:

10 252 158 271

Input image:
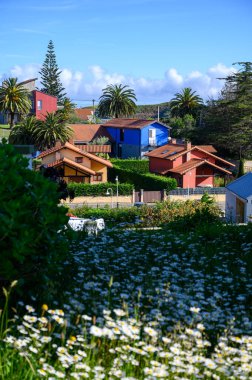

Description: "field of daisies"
1 221 252 379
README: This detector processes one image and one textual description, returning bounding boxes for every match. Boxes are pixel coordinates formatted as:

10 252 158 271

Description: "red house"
0 78 58 123
145 140 235 188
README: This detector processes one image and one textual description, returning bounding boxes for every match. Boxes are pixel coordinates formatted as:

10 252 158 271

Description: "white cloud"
0 62 235 104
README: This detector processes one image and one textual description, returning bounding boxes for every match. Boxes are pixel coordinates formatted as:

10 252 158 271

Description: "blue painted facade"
105 121 170 158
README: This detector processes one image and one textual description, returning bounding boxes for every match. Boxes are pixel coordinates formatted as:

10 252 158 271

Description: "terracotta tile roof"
145 143 185 158
145 143 235 167
166 159 232 175
79 145 111 153
47 157 96 175
37 142 113 168
74 108 93 120
69 124 114 143
102 118 169 129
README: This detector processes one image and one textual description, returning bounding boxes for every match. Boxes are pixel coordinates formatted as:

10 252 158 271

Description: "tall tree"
170 87 203 118
39 40 66 104
35 112 73 150
0 78 31 128
97 84 137 118
201 62 252 159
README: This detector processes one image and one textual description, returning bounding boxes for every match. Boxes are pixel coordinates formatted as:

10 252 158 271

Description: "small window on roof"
161 150 169 154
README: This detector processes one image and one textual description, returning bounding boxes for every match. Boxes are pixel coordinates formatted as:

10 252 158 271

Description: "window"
93 173 102 182
75 157 83 163
120 128 124 142
37 100 42 110
149 129 156 146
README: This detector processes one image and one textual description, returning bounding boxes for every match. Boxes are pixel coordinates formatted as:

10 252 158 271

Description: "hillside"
134 102 170 120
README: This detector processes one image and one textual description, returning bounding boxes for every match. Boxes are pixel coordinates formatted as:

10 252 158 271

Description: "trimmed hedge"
67 182 134 197
111 158 149 173
108 167 177 193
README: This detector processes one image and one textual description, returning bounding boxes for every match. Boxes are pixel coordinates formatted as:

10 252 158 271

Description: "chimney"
186 141 191 150
171 138 177 144
186 141 191 161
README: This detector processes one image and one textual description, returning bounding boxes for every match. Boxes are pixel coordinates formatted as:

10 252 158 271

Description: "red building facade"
145 141 235 188
32 90 58 120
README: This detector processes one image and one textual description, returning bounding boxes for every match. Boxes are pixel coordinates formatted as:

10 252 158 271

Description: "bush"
0 142 72 305
109 166 177 192
67 182 134 197
111 158 149 173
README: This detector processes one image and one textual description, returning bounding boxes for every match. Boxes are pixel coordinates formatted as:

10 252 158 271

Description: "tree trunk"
10 112 15 129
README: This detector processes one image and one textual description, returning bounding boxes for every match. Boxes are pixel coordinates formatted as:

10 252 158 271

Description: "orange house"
145 140 235 188
37 142 113 184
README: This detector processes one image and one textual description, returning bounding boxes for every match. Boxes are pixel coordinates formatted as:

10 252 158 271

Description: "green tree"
169 114 196 140
201 62 252 158
97 84 137 118
39 40 66 104
0 141 72 304
57 97 76 122
0 78 31 129
9 116 37 145
35 112 73 150
170 87 203 118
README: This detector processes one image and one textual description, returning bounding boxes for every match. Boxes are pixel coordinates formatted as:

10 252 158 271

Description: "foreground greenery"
0 220 251 379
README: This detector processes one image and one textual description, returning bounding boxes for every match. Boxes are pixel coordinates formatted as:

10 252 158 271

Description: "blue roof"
226 172 252 199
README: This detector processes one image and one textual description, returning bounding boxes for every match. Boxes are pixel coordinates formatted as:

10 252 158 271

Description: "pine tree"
39 40 66 104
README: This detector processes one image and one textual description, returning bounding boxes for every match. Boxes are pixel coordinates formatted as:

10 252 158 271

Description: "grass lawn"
0 124 10 139
1 222 252 379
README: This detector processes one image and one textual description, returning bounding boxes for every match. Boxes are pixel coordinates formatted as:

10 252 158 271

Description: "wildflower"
42 304 48 311
26 305 35 313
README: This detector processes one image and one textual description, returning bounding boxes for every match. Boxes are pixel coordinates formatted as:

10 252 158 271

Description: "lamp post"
106 188 114 208
115 176 119 208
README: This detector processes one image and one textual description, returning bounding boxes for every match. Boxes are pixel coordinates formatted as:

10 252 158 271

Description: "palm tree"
97 84 137 118
0 78 31 128
35 112 73 150
170 87 203 117
9 116 37 145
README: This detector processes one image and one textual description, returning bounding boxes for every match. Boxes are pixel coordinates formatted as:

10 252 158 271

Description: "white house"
225 173 252 223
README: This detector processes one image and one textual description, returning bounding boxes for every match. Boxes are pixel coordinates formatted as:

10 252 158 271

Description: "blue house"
102 118 170 158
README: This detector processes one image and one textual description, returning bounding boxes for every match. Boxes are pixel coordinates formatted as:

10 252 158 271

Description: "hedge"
110 158 149 173
67 182 134 197
108 167 177 193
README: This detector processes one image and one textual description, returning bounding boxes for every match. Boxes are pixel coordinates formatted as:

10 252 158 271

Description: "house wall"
191 150 215 163
58 149 91 168
182 168 196 188
141 123 169 149
196 166 214 187
225 189 251 223
106 127 141 158
149 157 173 173
90 161 108 182
33 91 57 120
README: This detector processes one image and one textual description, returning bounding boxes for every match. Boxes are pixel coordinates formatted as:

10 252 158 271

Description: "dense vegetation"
67 182 134 197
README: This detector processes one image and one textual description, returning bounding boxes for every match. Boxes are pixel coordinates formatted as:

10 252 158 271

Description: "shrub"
67 182 133 197
0 142 72 305
111 158 149 173
109 167 177 192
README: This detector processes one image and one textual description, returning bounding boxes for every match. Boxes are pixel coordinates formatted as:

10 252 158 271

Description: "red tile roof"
165 159 232 175
37 142 113 168
69 124 114 143
47 157 96 175
102 118 169 129
74 108 93 120
145 143 235 167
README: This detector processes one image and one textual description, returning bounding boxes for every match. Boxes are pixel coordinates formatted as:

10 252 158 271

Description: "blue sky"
0 0 251 105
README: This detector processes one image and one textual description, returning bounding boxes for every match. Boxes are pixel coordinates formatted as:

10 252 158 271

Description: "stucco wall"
33 91 57 120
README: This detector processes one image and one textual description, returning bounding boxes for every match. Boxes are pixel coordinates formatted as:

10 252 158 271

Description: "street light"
106 188 114 208
115 176 119 208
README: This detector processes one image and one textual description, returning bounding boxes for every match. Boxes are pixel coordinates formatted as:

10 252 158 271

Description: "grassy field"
0 125 10 139
1 222 251 379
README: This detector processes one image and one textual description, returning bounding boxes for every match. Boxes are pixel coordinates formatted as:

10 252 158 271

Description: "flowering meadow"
1 223 252 379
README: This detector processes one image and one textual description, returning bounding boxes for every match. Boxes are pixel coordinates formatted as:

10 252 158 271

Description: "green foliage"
169 114 196 140
135 102 170 120
39 40 66 103
111 158 149 173
0 142 71 304
67 182 133 196
109 166 177 192
237 158 245 177
170 87 204 118
97 84 137 118
200 62 252 159
0 78 31 128
9 116 37 145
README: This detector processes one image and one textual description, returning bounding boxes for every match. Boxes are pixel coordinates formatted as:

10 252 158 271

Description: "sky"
0 0 251 106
